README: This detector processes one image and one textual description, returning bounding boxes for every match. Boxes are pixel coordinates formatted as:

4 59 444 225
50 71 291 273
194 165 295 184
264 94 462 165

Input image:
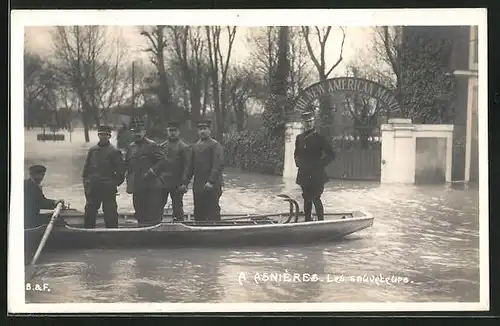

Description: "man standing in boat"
158 121 191 222
82 125 126 228
186 119 224 222
294 111 336 222
124 119 169 226
24 165 65 229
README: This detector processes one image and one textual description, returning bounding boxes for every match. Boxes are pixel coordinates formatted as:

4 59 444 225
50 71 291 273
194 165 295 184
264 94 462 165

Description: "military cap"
197 119 212 128
301 111 315 122
29 164 47 173
167 121 180 129
97 125 112 134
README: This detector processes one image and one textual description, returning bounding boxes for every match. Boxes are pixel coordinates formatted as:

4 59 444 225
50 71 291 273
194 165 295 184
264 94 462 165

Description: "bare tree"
226 64 261 131
302 26 345 81
205 26 237 140
24 51 53 128
140 25 177 123
166 26 208 128
94 36 131 125
372 26 403 102
288 27 315 96
51 26 116 141
245 27 279 87
301 26 346 135
246 27 313 98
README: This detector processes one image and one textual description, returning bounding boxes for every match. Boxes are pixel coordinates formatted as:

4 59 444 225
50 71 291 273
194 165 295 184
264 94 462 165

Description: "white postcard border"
9 8 489 313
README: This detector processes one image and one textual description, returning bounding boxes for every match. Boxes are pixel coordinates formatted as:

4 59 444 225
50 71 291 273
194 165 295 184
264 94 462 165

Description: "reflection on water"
22 129 480 303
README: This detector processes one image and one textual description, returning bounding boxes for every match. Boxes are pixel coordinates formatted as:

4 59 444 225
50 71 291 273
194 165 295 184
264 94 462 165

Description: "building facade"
450 26 479 182
400 25 479 183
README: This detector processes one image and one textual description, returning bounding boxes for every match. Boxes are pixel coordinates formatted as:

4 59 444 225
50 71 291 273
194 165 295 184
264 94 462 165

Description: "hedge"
223 129 285 176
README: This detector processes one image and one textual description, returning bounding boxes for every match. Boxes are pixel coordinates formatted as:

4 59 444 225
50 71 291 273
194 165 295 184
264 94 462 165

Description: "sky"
24 25 378 76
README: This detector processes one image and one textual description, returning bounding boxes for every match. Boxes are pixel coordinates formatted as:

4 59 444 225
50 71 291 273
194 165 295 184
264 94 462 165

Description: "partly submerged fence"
326 136 381 181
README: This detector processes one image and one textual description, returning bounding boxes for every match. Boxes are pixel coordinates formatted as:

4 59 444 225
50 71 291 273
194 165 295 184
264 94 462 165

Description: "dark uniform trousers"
161 188 185 220
193 186 222 222
300 179 325 222
133 188 163 225
84 184 119 228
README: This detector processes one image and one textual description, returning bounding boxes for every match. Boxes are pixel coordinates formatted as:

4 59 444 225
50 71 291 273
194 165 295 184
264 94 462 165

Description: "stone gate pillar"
381 118 454 184
283 121 304 179
381 119 416 183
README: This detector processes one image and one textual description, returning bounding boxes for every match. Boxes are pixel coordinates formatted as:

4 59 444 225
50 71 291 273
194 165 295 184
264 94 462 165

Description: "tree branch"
325 26 346 77
302 26 322 74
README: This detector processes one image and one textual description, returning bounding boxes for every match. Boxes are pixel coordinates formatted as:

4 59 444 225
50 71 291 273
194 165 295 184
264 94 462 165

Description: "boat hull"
24 211 374 253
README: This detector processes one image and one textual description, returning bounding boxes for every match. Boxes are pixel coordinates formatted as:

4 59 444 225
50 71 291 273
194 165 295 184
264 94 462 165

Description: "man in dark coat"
24 165 65 229
186 120 224 222
82 125 126 228
294 111 335 222
158 121 191 221
124 120 169 226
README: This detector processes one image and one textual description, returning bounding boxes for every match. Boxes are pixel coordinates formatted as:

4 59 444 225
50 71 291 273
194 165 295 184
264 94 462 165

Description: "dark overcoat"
82 142 125 189
294 130 336 186
158 138 192 189
124 137 168 193
24 178 57 228
187 138 224 193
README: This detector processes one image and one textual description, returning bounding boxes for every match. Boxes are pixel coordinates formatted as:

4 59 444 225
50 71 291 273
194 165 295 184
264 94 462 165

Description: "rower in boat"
158 121 191 222
82 125 125 228
186 119 225 222
294 111 336 222
24 164 65 229
124 119 169 227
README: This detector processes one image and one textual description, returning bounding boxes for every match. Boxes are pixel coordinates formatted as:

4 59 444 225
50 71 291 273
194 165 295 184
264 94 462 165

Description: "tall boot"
313 197 324 221
304 200 313 222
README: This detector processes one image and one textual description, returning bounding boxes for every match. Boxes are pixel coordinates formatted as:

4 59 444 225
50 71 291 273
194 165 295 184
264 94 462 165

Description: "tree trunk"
318 78 333 138
235 101 245 131
82 108 90 142
190 86 202 129
211 79 223 141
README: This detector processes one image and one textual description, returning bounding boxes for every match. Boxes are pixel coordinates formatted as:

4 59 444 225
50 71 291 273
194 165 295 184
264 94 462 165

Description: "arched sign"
293 77 401 113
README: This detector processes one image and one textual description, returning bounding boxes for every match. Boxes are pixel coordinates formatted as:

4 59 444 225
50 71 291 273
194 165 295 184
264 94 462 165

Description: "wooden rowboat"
24 197 374 253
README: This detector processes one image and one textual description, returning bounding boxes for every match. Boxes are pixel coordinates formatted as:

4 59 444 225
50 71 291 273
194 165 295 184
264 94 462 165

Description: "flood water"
21 128 480 303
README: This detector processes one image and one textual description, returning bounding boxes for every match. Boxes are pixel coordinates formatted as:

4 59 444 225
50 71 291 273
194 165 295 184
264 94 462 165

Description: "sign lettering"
293 77 400 113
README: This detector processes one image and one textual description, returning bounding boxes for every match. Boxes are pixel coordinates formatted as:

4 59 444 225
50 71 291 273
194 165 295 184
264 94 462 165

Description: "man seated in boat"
186 119 225 222
294 111 335 222
24 164 65 229
124 119 170 227
82 125 126 228
158 121 191 222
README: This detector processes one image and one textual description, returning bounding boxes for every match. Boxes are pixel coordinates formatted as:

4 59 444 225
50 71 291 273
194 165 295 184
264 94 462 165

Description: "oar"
26 202 64 280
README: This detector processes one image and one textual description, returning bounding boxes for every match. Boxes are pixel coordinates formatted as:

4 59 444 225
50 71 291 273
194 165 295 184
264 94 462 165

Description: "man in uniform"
124 120 169 226
186 119 224 222
24 164 65 229
158 121 191 222
82 125 126 228
294 111 336 222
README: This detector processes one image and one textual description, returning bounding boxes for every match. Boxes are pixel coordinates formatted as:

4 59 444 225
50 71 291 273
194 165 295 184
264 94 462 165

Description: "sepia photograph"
9 9 488 313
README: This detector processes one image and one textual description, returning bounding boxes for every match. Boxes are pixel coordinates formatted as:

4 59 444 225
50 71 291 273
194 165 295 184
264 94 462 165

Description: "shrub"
223 128 285 176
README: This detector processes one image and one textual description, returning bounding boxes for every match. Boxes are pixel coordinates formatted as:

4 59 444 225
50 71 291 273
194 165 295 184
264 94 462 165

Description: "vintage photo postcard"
9 8 488 314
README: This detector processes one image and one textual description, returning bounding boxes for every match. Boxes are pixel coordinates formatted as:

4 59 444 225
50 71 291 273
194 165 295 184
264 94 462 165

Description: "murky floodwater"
21 128 480 303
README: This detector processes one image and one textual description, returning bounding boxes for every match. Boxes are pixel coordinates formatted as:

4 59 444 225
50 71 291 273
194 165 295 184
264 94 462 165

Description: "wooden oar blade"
25 265 40 282
29 202 63 267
